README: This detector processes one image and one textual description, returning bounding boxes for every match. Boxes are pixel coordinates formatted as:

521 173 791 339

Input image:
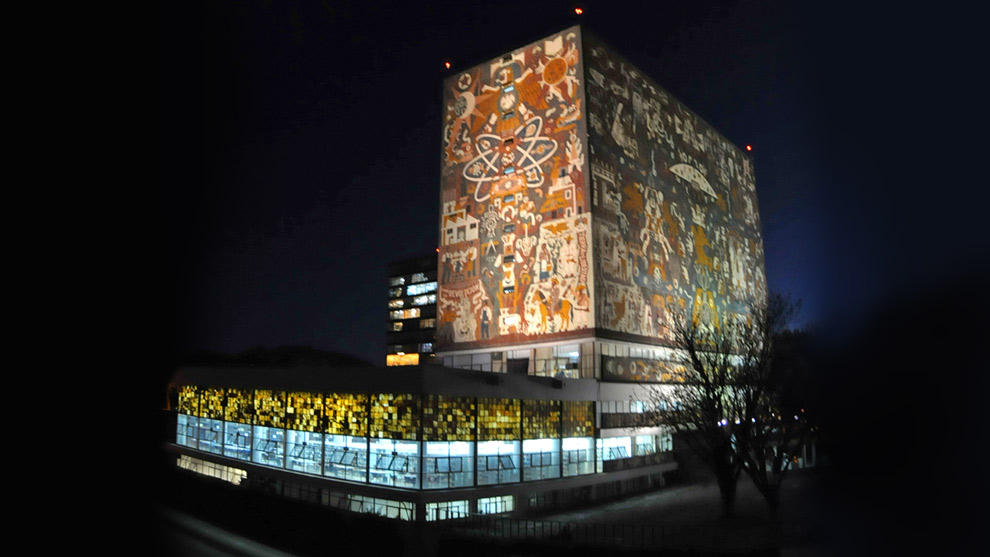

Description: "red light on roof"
746 145 752 151
444 61 451 69
574 8 583 15
436 248 440 252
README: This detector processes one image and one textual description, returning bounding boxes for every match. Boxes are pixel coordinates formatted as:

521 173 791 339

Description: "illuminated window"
390 322 403 332
411 272 428 283
389 277 405 286
411 294 436 306
389 299 404 309
426 500 469 521
387 353 420 366
407 282 437 296
420 342 433 353
389 287 403 298
419 318 436 329
389 308 421 320
478 495 514 514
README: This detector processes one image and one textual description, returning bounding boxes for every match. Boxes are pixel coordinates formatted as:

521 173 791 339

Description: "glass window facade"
369 438 420 489
175 386 666 499
286 430 323 475
523 438 561 481
424 441 473 489
252 425 285 468
324 435 368 482
425 500 469 521
562 436 595 477
224 421 252 461
477 440 520 485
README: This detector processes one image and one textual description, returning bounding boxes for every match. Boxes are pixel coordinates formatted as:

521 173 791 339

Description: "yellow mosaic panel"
562 400 595 437
478 398 520 441
178 385 199 416
200 388 224 420
286 391 324 433
253 390 286 428
370 393 420 440
324 393 368 437
224 388 254 424
522 399 561 439
423 395 475 441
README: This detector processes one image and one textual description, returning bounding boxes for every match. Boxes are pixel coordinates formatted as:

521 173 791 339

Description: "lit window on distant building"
390 308 421 320
390 322 403 332
411 272 429 283
419 318 436 329
420 343 433 353
407 282 437 296
388 299 405 309
389 277 406 286
388 287 403 298
411 294 436 306
387 353 420 366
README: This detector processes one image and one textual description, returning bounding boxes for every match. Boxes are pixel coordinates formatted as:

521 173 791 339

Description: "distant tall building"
386 254 437 366
437 25 765 379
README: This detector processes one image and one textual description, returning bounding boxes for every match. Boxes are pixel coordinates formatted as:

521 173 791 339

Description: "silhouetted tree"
646 293 807 517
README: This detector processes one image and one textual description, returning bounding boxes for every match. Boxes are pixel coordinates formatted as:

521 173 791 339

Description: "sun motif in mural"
463 116 558 202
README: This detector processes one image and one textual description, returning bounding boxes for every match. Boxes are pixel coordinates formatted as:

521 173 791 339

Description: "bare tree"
646 293 805 516
732 294 809 513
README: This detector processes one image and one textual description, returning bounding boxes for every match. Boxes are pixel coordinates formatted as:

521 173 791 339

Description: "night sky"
157 1 982 367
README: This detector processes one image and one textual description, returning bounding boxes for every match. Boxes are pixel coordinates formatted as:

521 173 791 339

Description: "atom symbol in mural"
463 116 558 202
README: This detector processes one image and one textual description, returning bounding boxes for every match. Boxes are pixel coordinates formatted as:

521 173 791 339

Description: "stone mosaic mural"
438 27 594 348
584 33 766 344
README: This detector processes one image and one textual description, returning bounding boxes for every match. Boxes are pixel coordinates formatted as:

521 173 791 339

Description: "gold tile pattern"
224 388 253 424
178 385 199 416
201 388 225 420
562 400 595 437
286 391 324 433
370 393 420 440
423 395 475 441
324 393 369 437
523 399 561 439
253 390 286 428
478 398 520 441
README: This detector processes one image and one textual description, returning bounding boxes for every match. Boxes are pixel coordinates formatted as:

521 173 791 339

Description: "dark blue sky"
158 1 977 365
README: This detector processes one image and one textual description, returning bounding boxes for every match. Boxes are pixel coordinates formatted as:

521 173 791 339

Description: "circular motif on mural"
457 73 472 91
543 57 567 85
453 92 474 118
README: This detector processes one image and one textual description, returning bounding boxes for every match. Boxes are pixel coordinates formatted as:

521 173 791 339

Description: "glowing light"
444 61 451 69
746 145 752 151
574 8 583 15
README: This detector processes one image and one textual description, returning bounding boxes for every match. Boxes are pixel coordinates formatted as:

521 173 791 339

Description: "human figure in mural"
443 253 452 283
466 251 476 278
481 307 490 339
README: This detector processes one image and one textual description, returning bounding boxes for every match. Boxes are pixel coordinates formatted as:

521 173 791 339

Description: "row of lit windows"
389 272 432 287
178 386 595 441
388 294 436 309
390 308 421 321
387 343 433 354
389 318 435 332
389 281 438 298
177 414 604 490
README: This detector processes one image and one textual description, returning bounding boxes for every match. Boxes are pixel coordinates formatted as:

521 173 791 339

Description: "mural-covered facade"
438 26 766 362
584 33 766 347
439 26 594 350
